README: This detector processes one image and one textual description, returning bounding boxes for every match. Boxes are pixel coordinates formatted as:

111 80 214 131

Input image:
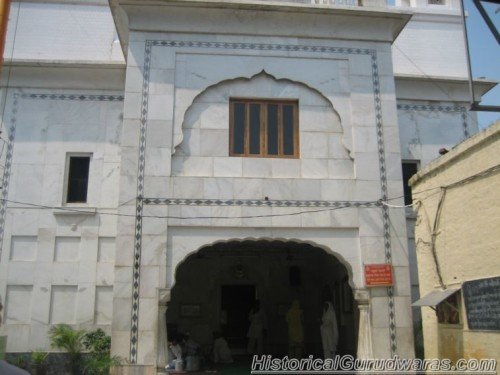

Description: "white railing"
258 0 388 7
311 0 359 6
259 0 360 5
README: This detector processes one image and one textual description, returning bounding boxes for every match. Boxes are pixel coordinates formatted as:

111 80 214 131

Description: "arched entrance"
164 239 359 362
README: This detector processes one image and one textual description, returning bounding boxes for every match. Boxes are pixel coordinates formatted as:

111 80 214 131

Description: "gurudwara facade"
0 0 495 372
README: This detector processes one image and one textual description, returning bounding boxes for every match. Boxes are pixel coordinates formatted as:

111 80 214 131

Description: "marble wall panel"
300 159 329 179
95 286 114 325
5 285 33 324
354 152 381 181
7 262 35 285
96 263 114 286
51 260 77 283
54 236 80 262
9 235 37 261
50 285 77 324
371 296 390 328
211 157 242 178
10 210 39 236
271 159 301 178
203 178 234 200
4 325 30 352
113 266 133 299
98 237 116 262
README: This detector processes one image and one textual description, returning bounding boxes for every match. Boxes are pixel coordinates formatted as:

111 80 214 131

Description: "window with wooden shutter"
229 98 299 158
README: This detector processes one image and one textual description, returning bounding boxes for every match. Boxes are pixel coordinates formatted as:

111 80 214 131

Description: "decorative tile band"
143 198 379 208
150 40 373 56
0 93 19 264
19 93 124 101
130 38 398 361
0 92 124 263
371 51 397 356
397 103 469 138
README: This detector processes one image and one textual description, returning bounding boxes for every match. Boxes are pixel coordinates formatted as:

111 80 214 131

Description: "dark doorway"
221 285 256 348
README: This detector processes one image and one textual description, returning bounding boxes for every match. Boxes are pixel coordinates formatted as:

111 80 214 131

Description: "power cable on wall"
410 163 500 289
2 165 497 219
0 197 383 220
381 163 500 208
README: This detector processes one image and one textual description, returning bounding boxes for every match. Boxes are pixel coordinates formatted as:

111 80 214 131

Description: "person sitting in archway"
212 331 233 364
247 300 267 356
320 301 339 359
286 300 304 359
166 336 183 370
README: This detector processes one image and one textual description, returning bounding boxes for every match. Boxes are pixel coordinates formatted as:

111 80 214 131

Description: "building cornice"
395 74 497 102
1 60 126 91
3 58 126 68
109 0 412 60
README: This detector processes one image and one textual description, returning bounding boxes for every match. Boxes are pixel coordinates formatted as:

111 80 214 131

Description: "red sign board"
364 264 393 287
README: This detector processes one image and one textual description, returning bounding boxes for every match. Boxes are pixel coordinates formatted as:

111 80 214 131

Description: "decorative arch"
164 237 364 355
169 237 358 292
173 70 352 158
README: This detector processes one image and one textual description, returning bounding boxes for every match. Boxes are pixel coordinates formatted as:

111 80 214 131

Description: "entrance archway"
164 240 358 361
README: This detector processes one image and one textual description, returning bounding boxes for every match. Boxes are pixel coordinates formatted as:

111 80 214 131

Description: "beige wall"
410 122 500 361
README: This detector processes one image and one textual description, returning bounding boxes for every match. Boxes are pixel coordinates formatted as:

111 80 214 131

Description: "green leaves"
83 329 111 354
49 325 86 358
48 325 123 375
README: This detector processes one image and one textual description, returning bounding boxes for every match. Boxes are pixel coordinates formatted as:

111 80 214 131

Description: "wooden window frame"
229 98 299 158
437 292 462 325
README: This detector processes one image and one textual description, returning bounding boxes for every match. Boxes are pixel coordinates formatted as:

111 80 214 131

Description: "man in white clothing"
247 300 267 355
320 301 339 359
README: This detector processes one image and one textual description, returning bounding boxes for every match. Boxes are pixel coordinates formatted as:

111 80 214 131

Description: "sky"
464 0 500 129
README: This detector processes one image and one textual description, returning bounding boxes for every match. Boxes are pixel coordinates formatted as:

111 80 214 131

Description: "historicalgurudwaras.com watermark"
251 355 497 374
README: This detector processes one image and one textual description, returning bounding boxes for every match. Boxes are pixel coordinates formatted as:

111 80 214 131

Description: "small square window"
65 155 91 203
437 292 461 325
402 161 419 205
229 98 299 158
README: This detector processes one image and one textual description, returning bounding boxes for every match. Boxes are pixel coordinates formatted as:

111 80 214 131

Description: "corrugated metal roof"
412 288 460 307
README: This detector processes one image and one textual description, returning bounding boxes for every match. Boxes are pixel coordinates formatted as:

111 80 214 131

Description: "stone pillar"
157 289 171 371
355 289 374 359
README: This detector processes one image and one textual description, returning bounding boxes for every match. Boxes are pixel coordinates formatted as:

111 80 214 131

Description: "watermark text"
250 355 497 374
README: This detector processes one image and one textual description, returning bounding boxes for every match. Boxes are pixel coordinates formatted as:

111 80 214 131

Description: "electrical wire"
383 164 500 207
3 163 497 217
410 163 500 289
380 200 415 208
5 162 496 218
0 197 383 220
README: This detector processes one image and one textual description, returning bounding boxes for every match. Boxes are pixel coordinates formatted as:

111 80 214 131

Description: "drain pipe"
459 0 477 110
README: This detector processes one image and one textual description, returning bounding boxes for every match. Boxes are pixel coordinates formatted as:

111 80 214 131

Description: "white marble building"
0 0 495 372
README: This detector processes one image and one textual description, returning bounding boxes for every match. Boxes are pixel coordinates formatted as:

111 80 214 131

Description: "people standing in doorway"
285 300 304 358
320 301 339 359
247 300 267 355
